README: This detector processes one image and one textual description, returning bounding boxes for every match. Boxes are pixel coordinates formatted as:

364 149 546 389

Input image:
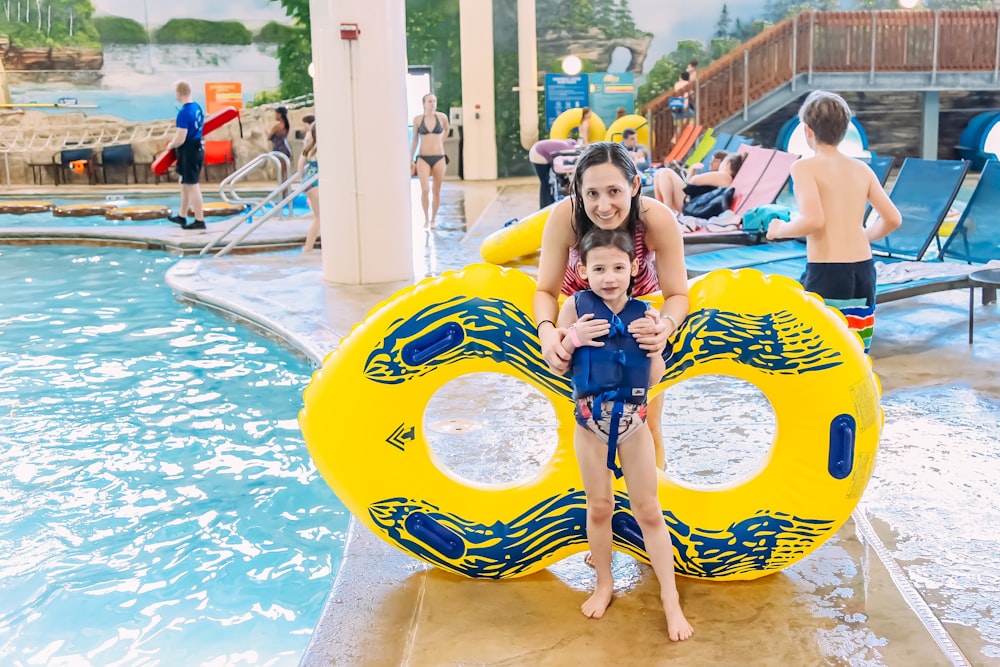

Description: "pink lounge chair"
680 145 797 241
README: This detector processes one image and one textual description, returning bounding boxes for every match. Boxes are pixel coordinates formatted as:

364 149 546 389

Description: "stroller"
549 149 581 203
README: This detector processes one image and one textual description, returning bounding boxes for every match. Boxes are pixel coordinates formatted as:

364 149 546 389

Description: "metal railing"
218 151 291 213
644 9 1000 155
200 170 317 258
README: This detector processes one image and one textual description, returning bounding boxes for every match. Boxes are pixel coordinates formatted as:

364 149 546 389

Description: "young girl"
556 227 693 642
299 121 320 252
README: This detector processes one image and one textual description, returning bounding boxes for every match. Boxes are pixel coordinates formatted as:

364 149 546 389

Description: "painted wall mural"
1 0 291 120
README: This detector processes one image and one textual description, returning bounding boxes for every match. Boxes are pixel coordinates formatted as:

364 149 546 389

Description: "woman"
653 151 745 214
268 106 292 187
534 142 689 471
409 93 450 229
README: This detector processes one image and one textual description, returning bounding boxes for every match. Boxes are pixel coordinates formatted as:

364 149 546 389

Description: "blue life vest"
570 290 651 477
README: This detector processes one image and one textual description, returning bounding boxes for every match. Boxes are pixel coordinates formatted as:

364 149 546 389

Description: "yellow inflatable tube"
300 265 883 581
549 107 607 144
604 114 649 148
479 204 552 264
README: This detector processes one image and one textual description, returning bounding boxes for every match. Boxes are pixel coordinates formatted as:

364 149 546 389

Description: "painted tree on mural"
0 0 98 46
265 0 311 101
266 0 463 110
542 0 645 38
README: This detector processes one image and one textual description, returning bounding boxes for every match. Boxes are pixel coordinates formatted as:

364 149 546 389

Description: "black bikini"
416 115 446 167
418 155 446 167
417 116 444 135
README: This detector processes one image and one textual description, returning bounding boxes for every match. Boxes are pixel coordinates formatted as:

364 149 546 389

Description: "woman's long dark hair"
569 142 643 246
275 106 289 132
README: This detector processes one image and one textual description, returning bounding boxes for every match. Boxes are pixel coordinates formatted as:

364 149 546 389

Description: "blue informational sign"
544 73 589 131
588 73 635 128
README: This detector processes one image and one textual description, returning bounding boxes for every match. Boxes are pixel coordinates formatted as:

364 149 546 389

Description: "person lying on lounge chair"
653 151 744 213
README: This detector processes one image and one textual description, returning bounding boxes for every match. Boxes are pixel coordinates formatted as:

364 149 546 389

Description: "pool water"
0 246 347 665
0 194 313 228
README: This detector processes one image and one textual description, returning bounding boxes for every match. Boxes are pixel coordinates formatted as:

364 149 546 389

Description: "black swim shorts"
175 141 204 185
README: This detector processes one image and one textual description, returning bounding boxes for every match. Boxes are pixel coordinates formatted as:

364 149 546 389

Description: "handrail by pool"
200 171 318 258
218 151 291 213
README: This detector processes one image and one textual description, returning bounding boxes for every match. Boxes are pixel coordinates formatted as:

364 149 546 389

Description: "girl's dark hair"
275 106 289 131
569 141 642 245
577 227 635 263
577 228 637 295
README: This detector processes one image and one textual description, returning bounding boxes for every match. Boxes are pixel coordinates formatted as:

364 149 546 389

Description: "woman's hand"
629 312 668 355
539 324 572 374
410 161 416 177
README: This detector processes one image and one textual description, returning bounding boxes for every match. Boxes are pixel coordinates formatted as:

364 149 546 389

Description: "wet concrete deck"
5 179 1000 665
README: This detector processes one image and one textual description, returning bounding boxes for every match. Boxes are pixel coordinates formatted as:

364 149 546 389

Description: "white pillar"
459 0 498 180
310 0 413 285
517 0 539 150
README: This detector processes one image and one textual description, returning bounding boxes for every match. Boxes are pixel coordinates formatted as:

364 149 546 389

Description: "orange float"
104 206 171 221
202 202 247 217
0 201 53 214
52 203 117 217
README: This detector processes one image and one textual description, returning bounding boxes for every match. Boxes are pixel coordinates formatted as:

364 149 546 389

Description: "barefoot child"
556 227 694 642
766 90 902 352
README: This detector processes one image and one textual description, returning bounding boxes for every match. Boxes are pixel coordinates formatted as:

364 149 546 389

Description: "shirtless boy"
766 90 902 352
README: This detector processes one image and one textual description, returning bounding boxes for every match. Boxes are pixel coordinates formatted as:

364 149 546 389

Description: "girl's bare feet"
581 584 614 618
662 591 694 641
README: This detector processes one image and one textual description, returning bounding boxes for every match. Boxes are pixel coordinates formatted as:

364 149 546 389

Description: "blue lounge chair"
876 158 1000 303
686 157 968 277
724 135 752 152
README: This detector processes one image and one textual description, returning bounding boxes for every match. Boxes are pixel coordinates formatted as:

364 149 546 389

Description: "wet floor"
7 178 999 665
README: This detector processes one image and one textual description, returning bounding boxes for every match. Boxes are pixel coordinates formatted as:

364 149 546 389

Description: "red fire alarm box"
340 23 360 40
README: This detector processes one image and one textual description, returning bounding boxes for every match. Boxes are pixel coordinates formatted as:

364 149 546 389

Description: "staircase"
644 9 1000 153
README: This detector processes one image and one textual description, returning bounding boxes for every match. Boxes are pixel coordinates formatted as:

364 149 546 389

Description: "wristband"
568 324 583 348
536 319 555 334
663 314 679 334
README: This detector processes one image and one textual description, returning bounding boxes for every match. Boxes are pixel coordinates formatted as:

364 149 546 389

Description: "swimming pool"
0 246 347 664
0 194 312 228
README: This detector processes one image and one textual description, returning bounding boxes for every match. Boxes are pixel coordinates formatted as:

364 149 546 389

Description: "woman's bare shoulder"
637 197 680 244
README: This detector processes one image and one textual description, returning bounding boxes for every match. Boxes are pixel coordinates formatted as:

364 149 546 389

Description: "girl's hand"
569 313 609 347
410 162 417 177
629 313 668 354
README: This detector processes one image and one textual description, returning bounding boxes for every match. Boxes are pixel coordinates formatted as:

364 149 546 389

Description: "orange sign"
205 82 244 115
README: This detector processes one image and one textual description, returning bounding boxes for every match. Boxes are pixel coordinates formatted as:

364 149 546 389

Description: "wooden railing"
644 9 1000 158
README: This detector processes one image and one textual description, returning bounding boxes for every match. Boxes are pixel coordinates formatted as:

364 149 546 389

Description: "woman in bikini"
410 93 450 229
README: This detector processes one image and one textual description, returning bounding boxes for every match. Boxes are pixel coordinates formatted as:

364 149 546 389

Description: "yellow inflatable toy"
604 114 649 148
300 265 882 581
479 204 552 264
549 107 607 145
